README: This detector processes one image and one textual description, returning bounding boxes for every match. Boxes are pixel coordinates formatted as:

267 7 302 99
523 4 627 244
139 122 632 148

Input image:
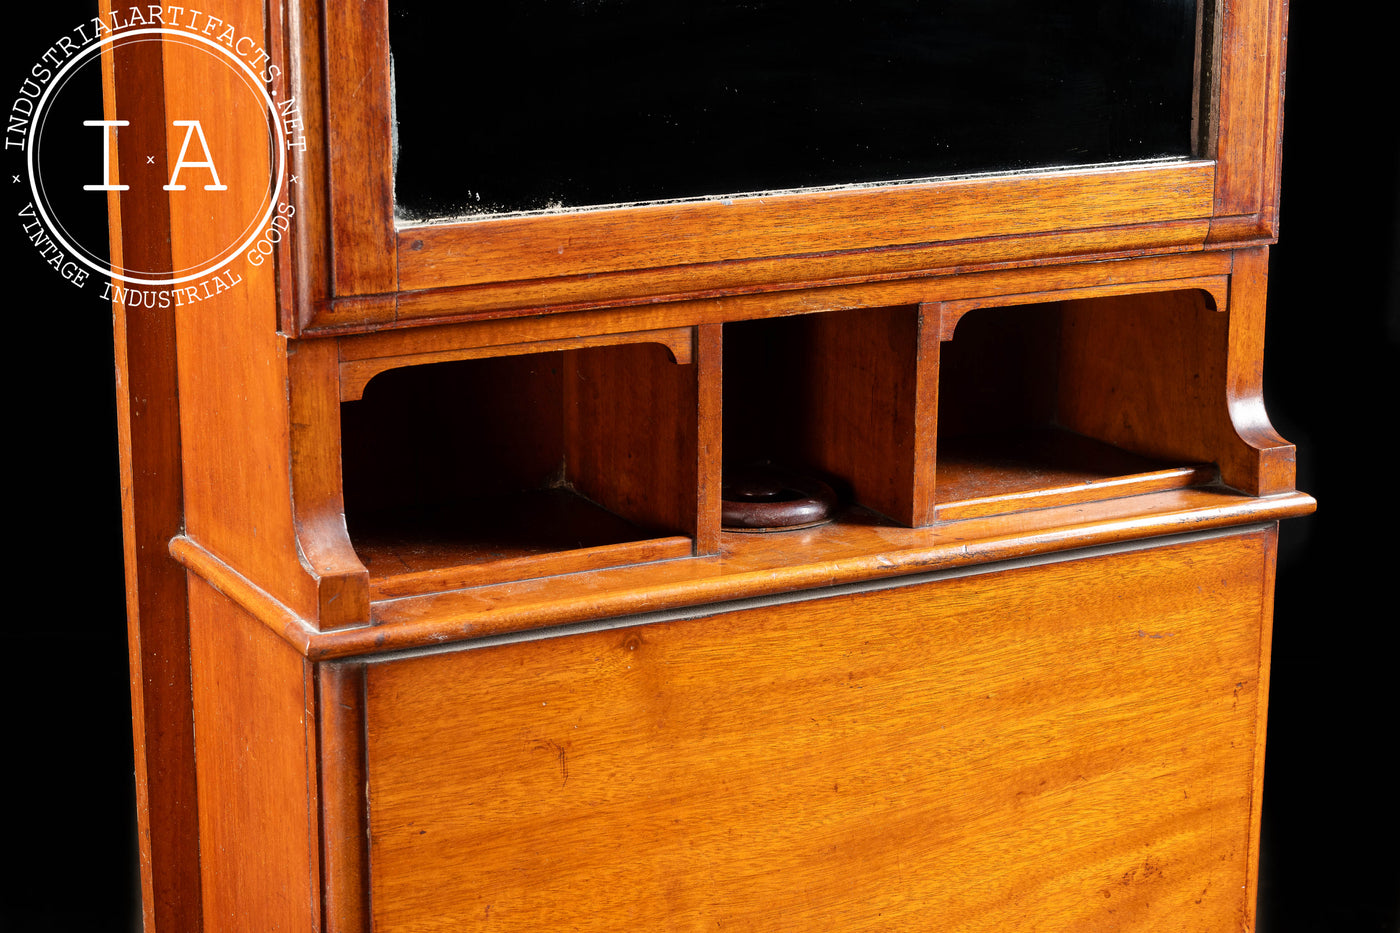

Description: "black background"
5 3 1395 931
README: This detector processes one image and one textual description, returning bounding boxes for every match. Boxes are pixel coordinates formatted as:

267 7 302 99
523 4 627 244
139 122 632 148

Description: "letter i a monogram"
83 119 228 192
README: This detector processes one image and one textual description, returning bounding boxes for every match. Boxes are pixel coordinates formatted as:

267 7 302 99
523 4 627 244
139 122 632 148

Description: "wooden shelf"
349 488 692 600
935 427 1216 520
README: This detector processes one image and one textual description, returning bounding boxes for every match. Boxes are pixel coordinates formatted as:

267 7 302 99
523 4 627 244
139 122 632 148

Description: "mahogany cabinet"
102 1 1313 931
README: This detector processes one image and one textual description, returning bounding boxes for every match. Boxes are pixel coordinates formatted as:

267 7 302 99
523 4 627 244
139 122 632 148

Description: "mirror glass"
389 0 1200 221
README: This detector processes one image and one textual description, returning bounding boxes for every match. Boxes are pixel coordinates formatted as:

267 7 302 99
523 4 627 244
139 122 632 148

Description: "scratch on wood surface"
534 739 569 785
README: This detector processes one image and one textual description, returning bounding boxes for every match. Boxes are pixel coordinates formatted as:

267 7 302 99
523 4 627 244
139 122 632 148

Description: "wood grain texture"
188 575 318 933
381 219 1215 330
1222 247 1295 494
938 276 1230 341
694 324 724 554
168 489 1312 667
1054 287 1245 474
397 162 1215 294
801 305 933 526
342 251 1236 358
363 529 1273 933
100 8 202 930
363 533 693 601
278 0 334 332
312 490 1311 661
338 334 711 594
1053 272 1293 497
162 0 329 622
288 337 371 628
567 341 702 545
1242 524 1279 933
935 433 1216 521
323 0 395 297
1211 0 1288 224
319 664 369 933
723 306 936 527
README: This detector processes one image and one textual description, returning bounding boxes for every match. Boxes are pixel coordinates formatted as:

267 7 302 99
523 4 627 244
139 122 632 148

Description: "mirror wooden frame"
282 0 1287 332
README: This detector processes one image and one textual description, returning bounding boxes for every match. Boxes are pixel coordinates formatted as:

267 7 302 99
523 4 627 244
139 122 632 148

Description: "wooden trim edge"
170 535 321 655
170 491 1314 663
315 490 1316 660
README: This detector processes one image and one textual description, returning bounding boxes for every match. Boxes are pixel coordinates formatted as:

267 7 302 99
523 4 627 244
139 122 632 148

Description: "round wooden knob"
721 463 839 532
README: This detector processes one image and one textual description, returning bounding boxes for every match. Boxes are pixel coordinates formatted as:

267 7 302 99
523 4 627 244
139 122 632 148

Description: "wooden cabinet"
103 1 1312 931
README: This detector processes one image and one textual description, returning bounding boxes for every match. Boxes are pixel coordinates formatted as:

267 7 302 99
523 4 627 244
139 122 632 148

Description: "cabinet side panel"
365 530 1271 933
189 576 318 933
100 7 202 931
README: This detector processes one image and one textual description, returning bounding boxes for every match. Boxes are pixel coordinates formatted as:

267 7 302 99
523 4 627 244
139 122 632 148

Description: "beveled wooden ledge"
171 487 1314 663
169 536 321 656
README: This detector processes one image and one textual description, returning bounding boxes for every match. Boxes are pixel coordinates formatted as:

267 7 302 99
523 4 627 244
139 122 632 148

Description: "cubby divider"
721 307 939 529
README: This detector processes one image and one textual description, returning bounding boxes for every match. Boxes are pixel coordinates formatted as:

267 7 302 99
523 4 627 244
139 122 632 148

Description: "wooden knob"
721 462 839 532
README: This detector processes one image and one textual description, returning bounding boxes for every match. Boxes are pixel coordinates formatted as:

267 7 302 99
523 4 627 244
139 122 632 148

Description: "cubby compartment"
722 307 938 528
340 338 712 599
336 289 1236 594
934 289 1224 520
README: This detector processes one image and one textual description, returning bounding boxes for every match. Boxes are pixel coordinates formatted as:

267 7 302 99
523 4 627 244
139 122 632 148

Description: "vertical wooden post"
99 7 203 930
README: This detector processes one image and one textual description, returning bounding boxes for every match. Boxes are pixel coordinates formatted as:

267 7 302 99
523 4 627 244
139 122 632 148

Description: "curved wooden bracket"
937 275 1230 342
339 327 694 401
1219 246 1295 495
289 338 371 629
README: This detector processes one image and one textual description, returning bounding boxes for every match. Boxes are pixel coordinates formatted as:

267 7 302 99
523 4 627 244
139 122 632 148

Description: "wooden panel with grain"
338 327 694 402
161 0 331 622
384 218 1214 329
1055 288 1238 469
566 341 704 549
323 0 395 297
188 576 319 933
351 250 1237 356
1210 0 1288 226
277 0 340 331
397 162 1216 295
99 6 202 929
1221 247 1296 494
319 664 369 933
694 324 724 554
364 529 1274 933
288 337 370 628
1054 256 1293 497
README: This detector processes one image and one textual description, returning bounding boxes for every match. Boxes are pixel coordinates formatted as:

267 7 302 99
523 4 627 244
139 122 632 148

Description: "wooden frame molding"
279 0 1289 333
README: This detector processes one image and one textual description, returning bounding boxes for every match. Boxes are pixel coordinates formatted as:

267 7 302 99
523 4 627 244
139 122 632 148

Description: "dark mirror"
389 0 1200 221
